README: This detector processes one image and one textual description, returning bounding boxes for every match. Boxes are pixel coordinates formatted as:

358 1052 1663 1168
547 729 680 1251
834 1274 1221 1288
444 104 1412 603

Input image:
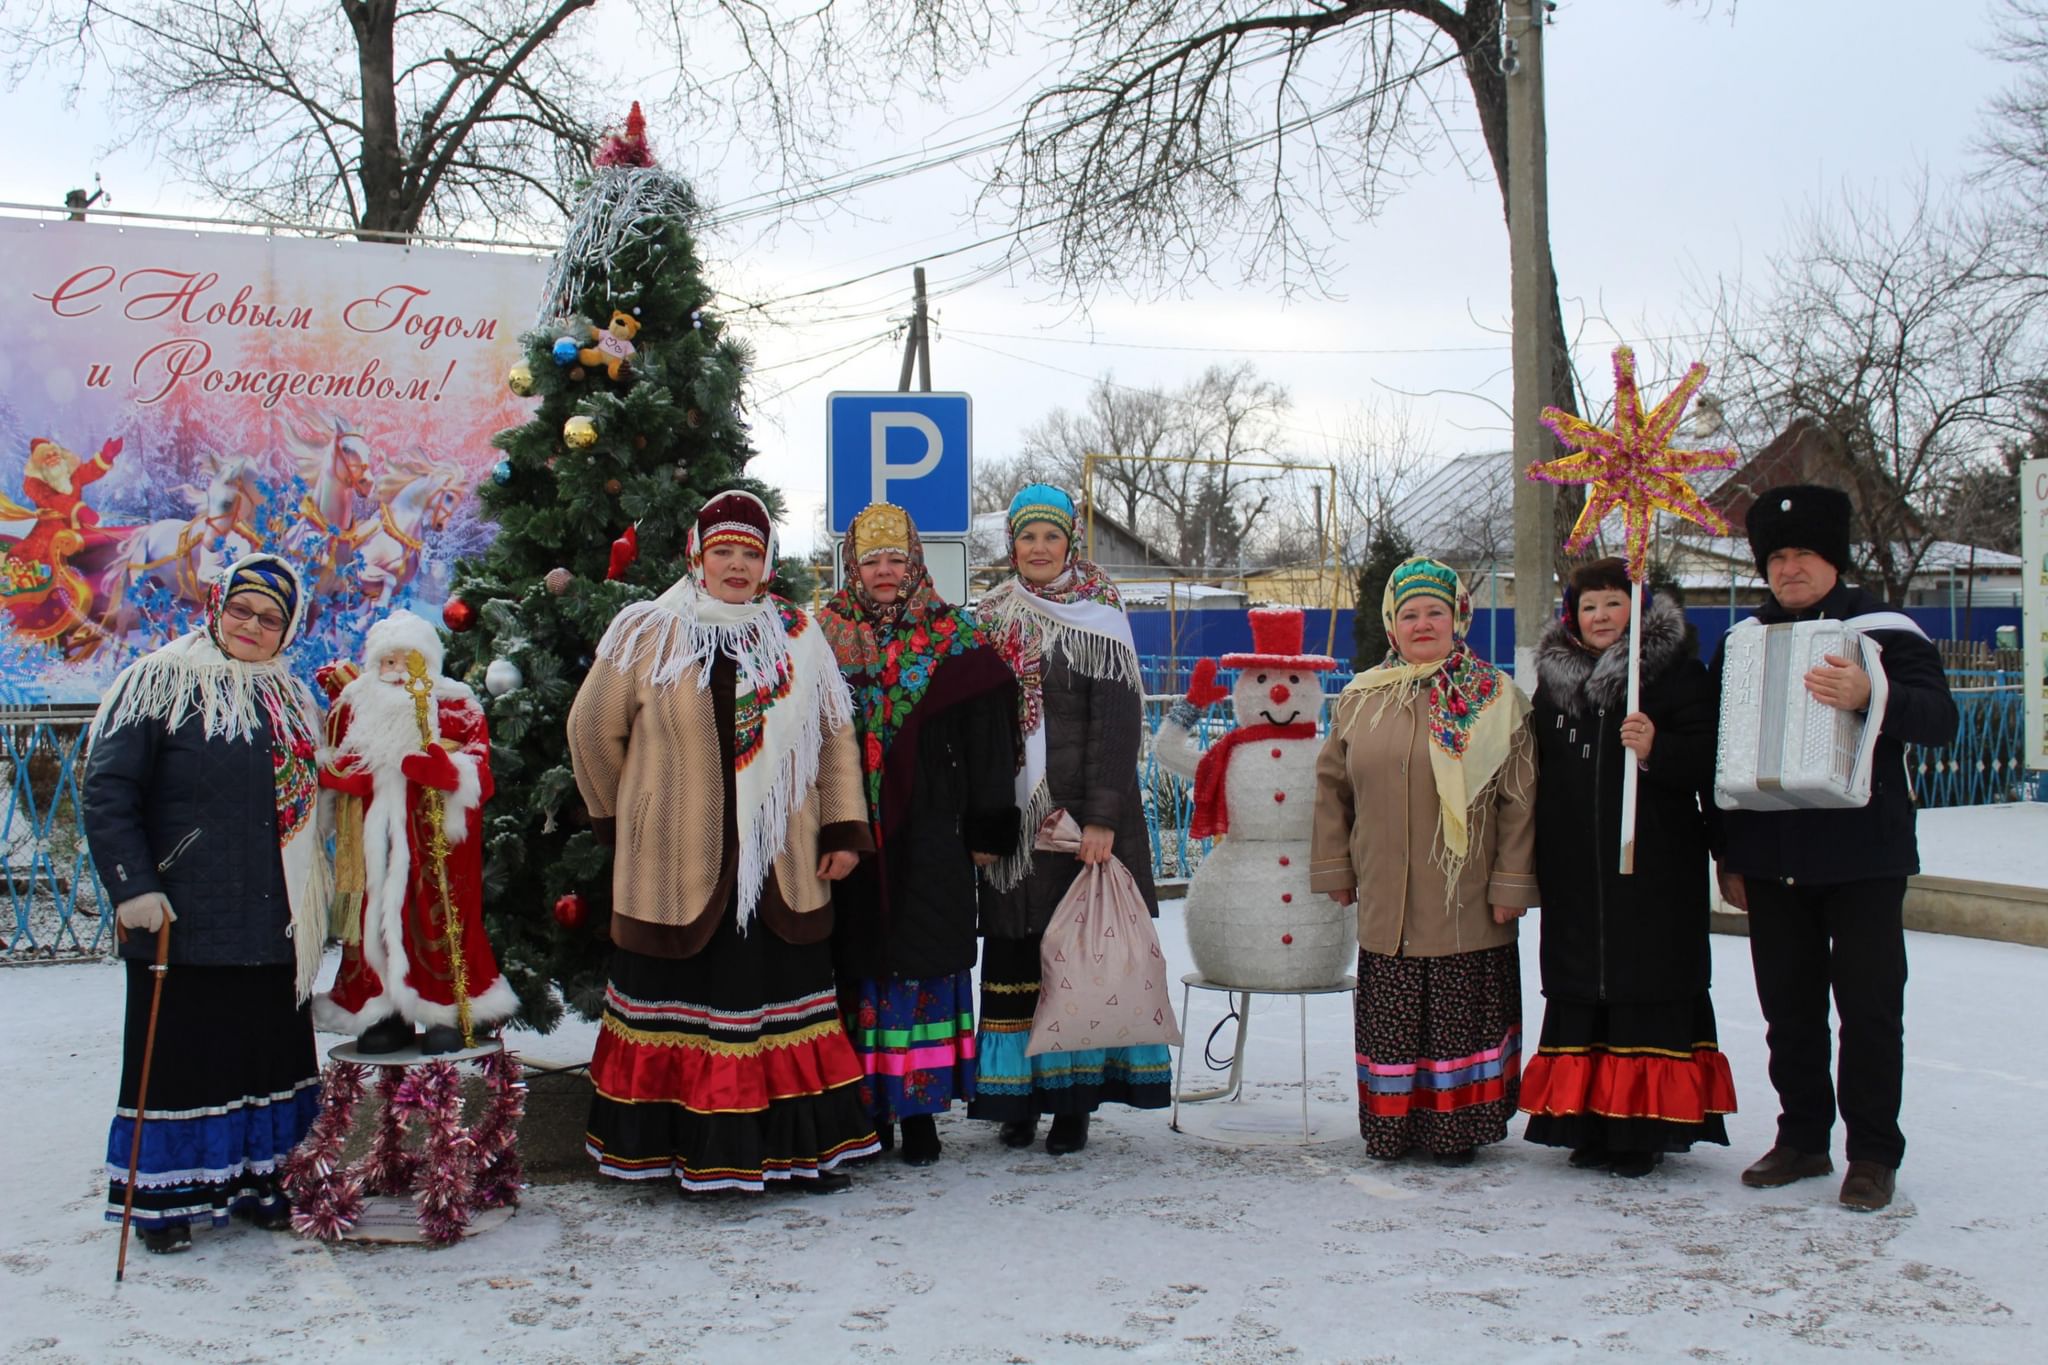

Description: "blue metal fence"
1 710 111 959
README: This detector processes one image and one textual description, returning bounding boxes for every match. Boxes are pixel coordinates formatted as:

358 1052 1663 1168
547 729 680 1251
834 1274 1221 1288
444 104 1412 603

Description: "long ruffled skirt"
104 962 320 1230
1355 944 1522 1158
586 916 881 1193
1519 994 1736 1153
967 933 1171 1121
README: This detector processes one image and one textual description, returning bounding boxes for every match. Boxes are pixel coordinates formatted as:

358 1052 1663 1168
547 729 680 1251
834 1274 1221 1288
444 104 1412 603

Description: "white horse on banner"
348 460 464 606
283 415 373 594
101 453 265 632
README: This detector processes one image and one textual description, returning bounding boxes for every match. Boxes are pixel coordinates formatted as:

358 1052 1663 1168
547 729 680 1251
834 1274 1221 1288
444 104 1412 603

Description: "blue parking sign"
827 392 972 536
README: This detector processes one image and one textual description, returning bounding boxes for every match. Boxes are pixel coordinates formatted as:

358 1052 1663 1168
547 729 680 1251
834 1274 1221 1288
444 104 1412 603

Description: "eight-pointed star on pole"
1528 345 1738 581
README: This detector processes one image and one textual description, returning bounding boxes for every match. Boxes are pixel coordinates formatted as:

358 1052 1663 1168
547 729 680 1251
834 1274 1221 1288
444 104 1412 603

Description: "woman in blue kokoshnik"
969 484 1171 1156
82 554 331 1253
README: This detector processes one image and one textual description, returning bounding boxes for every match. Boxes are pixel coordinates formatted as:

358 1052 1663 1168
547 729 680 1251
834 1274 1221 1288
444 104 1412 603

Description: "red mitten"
1185 658 1230 709
401 746 462 792
98 437 124 465
319 764 374 798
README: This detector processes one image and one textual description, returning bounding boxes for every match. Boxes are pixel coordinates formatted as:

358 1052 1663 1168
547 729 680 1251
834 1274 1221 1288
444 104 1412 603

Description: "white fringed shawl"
595 578 853 929
975 567 1142 891
90 632 331 1001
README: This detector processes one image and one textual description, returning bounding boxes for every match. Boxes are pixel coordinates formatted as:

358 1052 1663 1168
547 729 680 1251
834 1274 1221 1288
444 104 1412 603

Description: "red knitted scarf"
1189 721 1317 839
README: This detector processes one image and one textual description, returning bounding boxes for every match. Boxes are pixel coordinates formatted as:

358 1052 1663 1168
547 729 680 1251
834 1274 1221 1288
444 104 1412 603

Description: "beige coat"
566 645 870 958
1307 688 1538 958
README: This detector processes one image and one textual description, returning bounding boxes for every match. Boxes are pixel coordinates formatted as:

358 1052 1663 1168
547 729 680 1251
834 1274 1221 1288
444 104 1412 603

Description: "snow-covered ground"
4 907 2044 1364
1915 803 2048 887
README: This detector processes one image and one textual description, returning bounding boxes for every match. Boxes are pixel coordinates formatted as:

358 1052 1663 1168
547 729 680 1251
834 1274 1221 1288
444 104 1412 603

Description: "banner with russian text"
0 216 547 704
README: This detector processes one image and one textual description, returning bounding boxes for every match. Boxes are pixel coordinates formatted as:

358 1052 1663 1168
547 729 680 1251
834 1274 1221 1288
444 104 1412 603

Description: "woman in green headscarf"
1309 557 1538 1164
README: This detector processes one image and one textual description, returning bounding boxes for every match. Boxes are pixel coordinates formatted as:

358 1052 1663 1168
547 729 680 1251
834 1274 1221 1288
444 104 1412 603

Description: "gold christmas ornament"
563 415 599 449
545 567 574 595
604 478 622 495
507 363 536 396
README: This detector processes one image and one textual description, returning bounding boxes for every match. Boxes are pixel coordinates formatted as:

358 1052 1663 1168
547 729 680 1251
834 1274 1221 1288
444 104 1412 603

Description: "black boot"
1608 1150 1664 1179
1046 1113 1090 1156
357 1015 415 1055
419 1024 465 1055
873 1120 895 1153
800 1171 854 1195
900 1115 941 1167
139 1222 192 1255
998 1118 1038 1149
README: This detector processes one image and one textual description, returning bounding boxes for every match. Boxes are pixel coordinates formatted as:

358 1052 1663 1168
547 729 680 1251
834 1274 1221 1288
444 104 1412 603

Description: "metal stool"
1170 972 1357 1141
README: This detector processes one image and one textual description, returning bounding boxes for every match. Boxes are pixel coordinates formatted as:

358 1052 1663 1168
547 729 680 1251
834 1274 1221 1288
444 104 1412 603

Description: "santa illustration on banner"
313 610 516 1053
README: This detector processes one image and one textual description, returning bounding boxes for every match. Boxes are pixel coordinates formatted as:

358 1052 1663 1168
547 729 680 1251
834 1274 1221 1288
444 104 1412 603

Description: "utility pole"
1506 0 1557 684
896 266 931 393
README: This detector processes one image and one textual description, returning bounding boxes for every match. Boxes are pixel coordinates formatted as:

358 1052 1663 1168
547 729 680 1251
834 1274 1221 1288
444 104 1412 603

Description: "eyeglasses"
222 600 287 633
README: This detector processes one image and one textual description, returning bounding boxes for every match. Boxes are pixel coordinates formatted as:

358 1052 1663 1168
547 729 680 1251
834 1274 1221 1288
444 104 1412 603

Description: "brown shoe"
1740 1145 1834 1188
1838 1161 1897 1212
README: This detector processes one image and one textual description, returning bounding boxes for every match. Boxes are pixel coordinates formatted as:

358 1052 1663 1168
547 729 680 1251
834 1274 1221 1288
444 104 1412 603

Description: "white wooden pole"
1618 575 1644 875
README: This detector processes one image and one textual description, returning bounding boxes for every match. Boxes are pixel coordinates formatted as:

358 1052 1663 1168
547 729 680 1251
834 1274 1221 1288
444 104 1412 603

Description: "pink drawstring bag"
1027 811 1183 1057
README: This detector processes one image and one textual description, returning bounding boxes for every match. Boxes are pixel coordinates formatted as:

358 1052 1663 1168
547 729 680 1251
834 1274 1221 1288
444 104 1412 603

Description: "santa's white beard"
339 676 435 773
31 463 74 496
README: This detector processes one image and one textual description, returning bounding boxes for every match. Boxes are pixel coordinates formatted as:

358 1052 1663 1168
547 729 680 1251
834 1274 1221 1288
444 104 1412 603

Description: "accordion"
1714 618 1896 812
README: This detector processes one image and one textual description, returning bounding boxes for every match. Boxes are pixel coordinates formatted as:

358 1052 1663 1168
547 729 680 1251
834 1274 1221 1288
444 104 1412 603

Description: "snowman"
1155 608 1357 990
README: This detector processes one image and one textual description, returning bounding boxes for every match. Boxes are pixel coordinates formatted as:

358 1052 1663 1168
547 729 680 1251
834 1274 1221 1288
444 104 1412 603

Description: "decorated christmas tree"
443 105 786 1030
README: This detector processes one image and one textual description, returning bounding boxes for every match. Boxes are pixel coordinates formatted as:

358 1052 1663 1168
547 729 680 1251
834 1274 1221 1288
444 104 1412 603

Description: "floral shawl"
819 527 994 812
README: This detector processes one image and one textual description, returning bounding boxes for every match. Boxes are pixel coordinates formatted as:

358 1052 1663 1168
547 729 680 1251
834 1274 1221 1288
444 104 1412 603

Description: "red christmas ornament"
553 892 587 930
441 597 477 633
606 524 639 581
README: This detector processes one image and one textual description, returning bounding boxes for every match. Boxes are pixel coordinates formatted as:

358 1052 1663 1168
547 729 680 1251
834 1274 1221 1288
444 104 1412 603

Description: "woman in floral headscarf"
969 484 1170 1157
83 553 330 1253
817 502 1021 1167
1309 557 1538 1164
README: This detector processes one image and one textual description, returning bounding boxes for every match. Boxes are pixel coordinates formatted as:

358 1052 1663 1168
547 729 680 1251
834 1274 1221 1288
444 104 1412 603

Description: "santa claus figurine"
313 610 517 1054
1155 608 1357 991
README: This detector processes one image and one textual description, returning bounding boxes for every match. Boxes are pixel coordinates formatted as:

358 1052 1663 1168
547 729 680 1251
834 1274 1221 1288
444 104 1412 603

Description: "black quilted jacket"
83 708 295 967
977 658 1160 940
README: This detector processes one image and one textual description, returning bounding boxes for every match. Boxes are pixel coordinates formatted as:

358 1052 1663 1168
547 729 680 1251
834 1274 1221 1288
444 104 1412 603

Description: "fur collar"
1535 593 1691 715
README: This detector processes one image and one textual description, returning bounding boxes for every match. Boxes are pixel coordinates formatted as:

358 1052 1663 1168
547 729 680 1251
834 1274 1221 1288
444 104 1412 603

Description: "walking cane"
115 923 171 1283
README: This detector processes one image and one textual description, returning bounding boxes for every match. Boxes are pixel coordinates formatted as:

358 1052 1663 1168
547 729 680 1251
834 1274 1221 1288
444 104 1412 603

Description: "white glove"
116 893 177 934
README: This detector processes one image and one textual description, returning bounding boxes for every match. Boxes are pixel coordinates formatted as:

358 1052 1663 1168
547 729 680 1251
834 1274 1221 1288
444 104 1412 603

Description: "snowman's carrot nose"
1268 683 1291 705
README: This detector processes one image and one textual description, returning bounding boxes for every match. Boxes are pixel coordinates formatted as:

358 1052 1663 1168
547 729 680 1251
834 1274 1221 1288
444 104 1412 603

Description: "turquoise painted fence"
2 709 111 959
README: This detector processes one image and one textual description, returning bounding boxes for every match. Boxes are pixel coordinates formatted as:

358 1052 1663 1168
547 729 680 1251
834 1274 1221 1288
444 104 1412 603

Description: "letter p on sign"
871 411 943 505
827 392 972 535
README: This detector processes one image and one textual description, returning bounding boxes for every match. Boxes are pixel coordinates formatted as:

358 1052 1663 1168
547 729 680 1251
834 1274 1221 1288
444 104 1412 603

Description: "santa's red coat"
314 690 517 1035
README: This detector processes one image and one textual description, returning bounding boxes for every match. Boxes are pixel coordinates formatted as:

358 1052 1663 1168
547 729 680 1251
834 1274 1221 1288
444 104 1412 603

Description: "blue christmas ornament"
552 336 579 366
491 458 512 485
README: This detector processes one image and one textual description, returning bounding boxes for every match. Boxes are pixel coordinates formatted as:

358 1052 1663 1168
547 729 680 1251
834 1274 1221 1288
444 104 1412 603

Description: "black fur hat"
1745 484 1853 576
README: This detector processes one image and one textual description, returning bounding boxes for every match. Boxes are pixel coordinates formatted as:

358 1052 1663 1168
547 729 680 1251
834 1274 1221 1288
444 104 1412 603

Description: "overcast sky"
0 0 2015 553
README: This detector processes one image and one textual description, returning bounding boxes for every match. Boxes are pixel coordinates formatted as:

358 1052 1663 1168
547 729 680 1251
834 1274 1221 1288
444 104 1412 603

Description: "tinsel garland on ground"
282 1050 526 1246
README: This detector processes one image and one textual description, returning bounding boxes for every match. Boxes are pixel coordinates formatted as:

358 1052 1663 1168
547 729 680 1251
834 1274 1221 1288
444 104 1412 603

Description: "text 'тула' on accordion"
1713 617 1903 812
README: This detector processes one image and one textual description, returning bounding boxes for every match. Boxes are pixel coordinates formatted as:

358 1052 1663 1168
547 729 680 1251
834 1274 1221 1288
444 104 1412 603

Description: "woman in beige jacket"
1310 557 1538 1164
567 490 878 1194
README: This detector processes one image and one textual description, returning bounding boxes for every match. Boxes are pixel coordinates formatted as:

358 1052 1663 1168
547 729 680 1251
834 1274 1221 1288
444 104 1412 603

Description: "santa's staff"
1529 346 1736 874
402 650 474 1048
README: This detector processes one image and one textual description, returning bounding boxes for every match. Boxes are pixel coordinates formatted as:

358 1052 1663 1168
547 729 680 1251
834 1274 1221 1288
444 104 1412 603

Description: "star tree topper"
1527 345 1738 581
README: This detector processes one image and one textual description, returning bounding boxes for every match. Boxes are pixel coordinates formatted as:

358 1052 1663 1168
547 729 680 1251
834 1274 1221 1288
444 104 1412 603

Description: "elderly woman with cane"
83 554 330 1258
